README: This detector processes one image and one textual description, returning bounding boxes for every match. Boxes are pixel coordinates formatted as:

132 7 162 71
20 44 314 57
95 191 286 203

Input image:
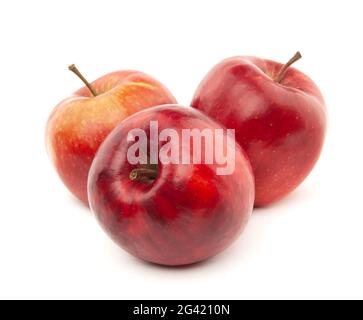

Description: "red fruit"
88 105 254 266
46 66 176 205
192 52 327 206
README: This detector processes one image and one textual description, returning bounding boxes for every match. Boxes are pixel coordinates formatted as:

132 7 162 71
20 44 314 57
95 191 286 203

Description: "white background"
0 0 362 300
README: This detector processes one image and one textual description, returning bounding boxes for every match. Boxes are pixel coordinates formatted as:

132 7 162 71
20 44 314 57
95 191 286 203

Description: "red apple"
192 52 327 206
46 65 176 205
88 105 254 266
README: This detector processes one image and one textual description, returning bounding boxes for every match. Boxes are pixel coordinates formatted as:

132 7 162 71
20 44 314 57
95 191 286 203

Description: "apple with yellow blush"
46 65 176 205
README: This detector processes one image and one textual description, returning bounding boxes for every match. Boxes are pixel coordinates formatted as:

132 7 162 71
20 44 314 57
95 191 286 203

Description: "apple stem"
275 51 302 83
68 64 97 97
129 168 158 182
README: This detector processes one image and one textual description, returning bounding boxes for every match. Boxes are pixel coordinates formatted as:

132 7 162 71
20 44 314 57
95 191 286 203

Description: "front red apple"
88 105 254 266
192 53 327 206
46 68 176 205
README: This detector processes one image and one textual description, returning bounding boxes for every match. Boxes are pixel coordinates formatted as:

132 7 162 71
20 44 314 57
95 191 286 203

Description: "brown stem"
129 168 158 182
275 51 302 83
68 64 97 97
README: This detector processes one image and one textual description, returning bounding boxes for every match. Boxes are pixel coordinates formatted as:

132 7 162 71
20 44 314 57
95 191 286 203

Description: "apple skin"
191 56 327 207
88 105 254 266
46 70 176 205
